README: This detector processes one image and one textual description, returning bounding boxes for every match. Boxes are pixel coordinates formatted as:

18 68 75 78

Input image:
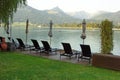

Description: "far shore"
42 26 120 31
11 22 120 31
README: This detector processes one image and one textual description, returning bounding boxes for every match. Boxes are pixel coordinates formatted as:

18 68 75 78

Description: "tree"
100 19 113 54
0 0 26 25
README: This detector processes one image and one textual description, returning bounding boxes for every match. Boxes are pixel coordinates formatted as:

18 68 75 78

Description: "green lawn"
0 52 120 80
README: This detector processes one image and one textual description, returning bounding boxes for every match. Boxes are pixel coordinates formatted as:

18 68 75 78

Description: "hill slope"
13 5 81 24
91 11 120 24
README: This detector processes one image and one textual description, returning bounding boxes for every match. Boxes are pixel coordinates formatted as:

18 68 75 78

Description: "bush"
100 19 113 54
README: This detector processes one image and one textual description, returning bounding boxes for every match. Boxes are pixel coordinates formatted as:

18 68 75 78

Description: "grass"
0 52 120 80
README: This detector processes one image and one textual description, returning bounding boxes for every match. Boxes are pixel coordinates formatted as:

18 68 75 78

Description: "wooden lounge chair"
41 40 57 54
0 36 2 42
8 37 18 48
60 43 79 59
16 38 32 50
0 36 3 49
31 39 44 53
78 44 92 63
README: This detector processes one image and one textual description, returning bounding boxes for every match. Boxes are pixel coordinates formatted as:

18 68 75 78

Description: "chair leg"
75 53 77 58
78 57 79 61
89 58 91 64
89 60 90 64
39 51 41 55
69 56 71 59
60 55 61 60
78 55 82 61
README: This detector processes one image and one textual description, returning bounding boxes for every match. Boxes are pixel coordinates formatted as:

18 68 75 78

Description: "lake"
0 26 120 55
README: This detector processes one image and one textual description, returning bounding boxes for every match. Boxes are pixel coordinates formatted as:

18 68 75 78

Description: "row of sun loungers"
60 43 92 63
7 37 92 63
9 38 57 54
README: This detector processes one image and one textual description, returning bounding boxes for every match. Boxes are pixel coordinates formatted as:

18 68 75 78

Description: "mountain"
67 10 120 24
93 11 110 16
91 11 120 24
13 5 120 25
67 11 92 19
13 5 81 24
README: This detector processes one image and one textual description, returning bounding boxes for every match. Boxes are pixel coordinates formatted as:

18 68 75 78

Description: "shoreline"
11 23 120 31
41 27 120 31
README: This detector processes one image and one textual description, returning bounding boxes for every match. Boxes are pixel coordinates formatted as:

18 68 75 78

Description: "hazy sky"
27 0 120 13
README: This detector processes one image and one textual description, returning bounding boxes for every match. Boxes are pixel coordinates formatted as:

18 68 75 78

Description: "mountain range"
13 5 120 25
13 5 80 24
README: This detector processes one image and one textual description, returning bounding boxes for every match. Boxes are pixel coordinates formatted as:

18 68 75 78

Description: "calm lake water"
0 26 120 55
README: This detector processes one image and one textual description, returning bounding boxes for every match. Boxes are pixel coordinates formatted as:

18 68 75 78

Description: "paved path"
20 50 90 65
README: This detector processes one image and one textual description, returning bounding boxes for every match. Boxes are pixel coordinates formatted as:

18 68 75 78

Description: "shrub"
100 19 113 54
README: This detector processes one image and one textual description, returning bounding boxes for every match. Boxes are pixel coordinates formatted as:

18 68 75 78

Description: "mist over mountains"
66 11 92 19
13 5 120 25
